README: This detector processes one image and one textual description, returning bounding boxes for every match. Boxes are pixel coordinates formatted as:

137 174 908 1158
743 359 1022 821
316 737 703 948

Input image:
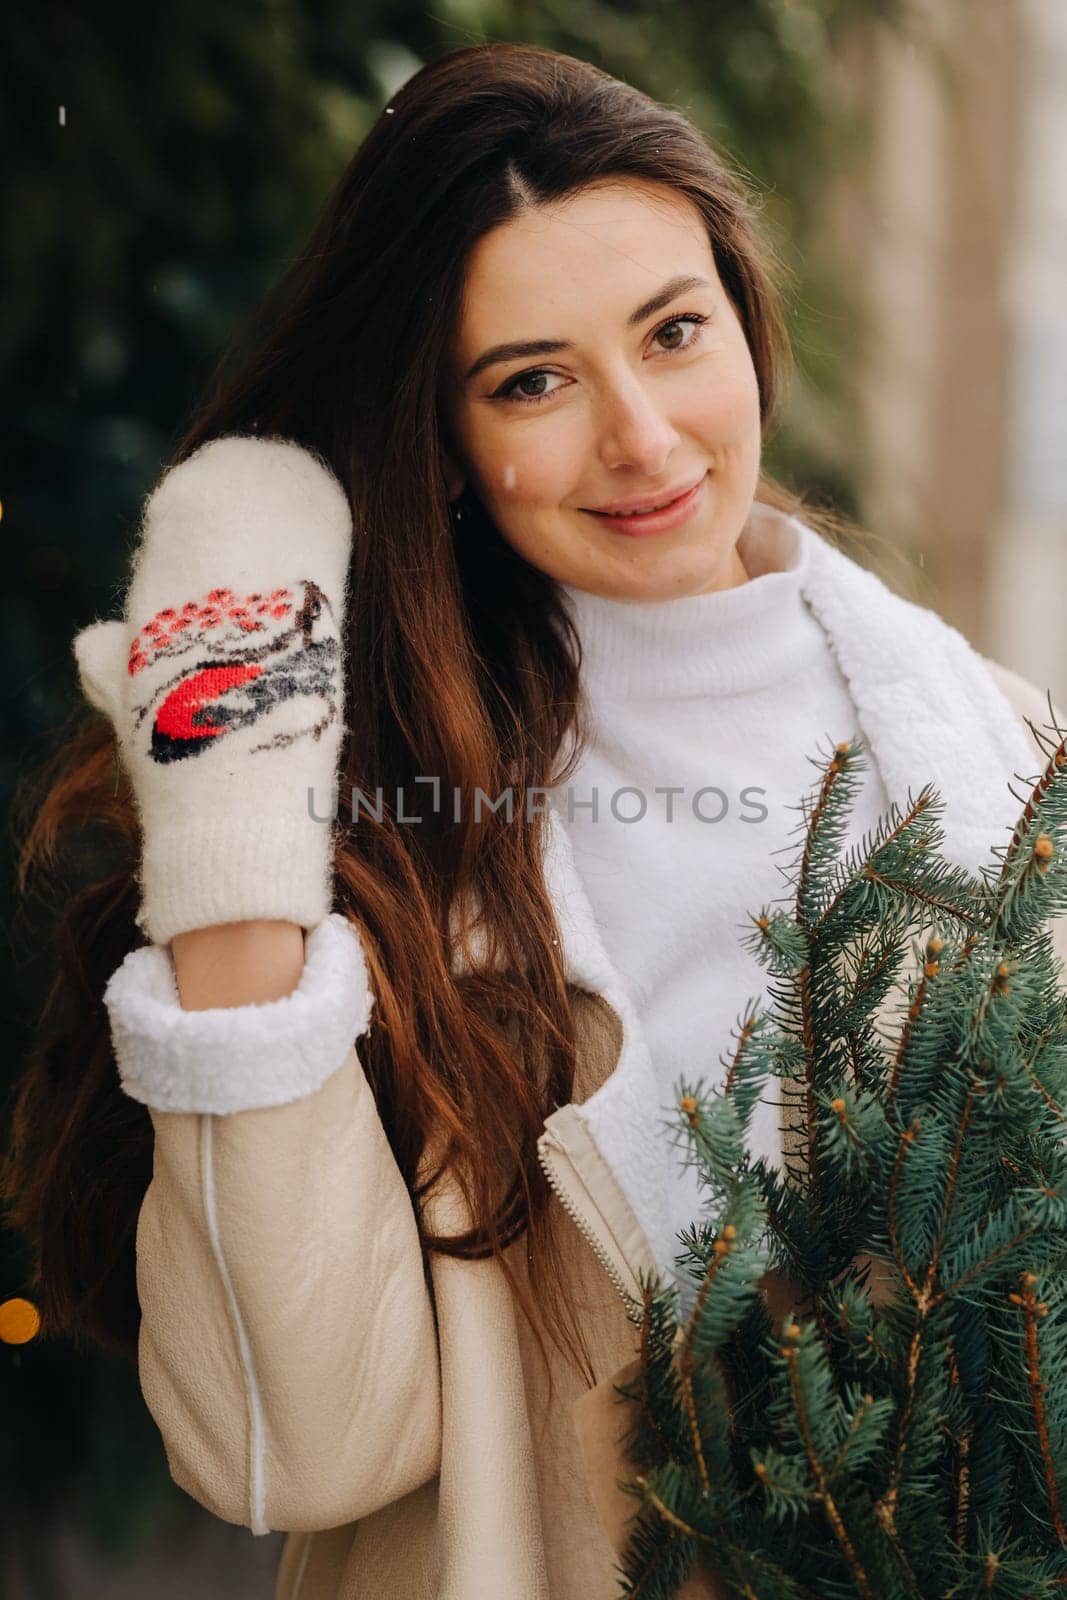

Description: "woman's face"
441 178 764 602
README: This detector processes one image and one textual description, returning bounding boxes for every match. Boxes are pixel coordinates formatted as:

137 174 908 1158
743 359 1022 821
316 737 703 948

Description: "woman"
6 39 1063 1600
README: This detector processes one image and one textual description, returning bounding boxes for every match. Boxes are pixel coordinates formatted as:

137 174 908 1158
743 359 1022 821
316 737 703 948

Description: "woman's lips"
583 473 708 537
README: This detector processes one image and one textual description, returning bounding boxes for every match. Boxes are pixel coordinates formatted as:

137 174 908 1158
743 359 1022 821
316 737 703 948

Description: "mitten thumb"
72 619 128 725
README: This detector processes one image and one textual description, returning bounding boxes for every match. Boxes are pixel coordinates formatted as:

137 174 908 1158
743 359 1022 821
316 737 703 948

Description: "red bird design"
127 580 341 763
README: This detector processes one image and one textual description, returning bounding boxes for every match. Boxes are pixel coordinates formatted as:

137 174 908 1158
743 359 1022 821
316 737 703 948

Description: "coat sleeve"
980 654 1067 974
103 912 442 1535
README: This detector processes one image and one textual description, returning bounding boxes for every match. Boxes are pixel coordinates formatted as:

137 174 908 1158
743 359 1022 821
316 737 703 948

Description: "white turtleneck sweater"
555 505 892 1265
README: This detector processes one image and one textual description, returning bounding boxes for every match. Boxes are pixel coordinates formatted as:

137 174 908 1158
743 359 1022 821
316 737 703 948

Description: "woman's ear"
440 448 466 504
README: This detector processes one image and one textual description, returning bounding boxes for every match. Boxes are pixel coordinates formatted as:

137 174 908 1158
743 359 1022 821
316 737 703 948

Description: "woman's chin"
598 539 749 602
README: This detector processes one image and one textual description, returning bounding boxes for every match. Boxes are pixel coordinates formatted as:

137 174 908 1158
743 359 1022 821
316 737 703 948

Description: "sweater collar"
555 501 815 699
539 503 1040 1281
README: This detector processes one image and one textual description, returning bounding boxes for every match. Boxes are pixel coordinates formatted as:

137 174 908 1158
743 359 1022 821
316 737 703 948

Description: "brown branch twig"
994 736 1067 895
780 1328 876 1600
1009 1271 1067 1546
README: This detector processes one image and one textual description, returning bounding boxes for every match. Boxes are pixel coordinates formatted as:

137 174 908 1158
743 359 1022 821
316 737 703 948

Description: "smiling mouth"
604 491 686 518
582 474 706 518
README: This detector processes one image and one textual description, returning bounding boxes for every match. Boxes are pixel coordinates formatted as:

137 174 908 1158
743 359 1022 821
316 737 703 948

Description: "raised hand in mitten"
72 434 353 947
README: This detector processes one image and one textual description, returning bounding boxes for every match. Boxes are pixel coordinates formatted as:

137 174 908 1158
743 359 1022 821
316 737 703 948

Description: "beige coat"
124 517 1067 1599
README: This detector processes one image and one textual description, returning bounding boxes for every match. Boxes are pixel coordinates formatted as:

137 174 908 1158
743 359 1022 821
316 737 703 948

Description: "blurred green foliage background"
2 1 915 1591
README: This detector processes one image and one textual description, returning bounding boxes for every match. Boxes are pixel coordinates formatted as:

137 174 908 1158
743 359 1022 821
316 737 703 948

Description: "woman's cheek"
694 365 761 450
489 430 586 508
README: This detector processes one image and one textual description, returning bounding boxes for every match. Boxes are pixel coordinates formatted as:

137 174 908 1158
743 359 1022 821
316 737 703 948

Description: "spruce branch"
613 734 1067 1599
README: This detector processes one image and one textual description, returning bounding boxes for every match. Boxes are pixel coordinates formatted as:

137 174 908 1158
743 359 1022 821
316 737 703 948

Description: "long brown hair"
4 40 864 1394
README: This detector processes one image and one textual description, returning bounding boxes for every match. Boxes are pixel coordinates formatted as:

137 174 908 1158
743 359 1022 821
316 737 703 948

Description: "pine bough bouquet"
616 712 1067 1600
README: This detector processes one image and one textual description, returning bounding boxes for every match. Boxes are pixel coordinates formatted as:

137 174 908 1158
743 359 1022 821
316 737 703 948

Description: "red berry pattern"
128 587 293 675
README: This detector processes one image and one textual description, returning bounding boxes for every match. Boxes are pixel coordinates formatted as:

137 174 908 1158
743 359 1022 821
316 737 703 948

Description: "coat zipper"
536 1124 646 1326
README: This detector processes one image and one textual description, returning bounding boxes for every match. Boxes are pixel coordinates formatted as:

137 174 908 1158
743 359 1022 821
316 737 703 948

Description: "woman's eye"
493 312 710 407
499 369 565 405
654 312 709 354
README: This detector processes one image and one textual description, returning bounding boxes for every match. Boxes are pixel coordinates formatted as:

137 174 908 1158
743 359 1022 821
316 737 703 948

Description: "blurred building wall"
830 0 1066 712
988 0 1067 715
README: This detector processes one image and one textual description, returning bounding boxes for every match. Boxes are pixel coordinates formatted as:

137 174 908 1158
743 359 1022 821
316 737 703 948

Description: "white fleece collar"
541 509 1041 1280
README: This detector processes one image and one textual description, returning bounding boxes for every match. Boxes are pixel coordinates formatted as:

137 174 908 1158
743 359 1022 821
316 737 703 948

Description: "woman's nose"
596 374 680 474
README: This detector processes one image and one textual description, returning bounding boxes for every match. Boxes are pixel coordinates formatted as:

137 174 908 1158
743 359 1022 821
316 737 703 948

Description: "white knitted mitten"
72 434 352 947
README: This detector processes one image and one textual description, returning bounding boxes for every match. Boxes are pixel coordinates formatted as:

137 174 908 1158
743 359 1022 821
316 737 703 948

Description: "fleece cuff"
102 911 374 1114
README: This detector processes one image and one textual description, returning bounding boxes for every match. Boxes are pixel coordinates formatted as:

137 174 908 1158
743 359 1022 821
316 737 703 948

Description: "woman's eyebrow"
462 273 714 385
